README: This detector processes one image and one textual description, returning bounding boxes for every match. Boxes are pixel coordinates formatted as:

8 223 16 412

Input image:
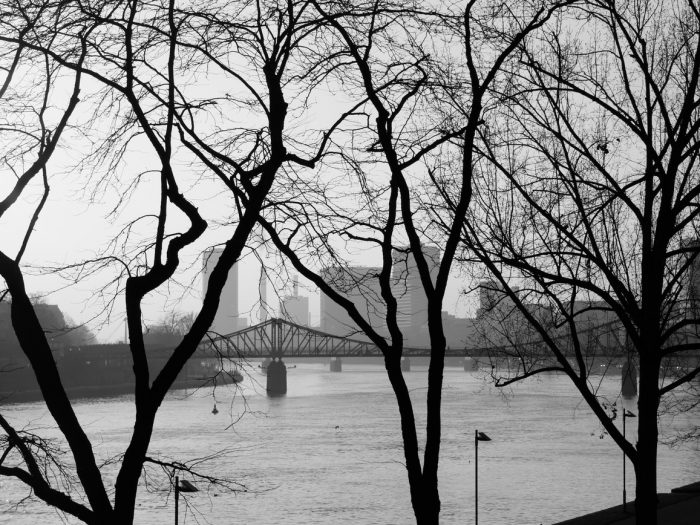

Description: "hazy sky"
0 34 476 344
7 129 475 342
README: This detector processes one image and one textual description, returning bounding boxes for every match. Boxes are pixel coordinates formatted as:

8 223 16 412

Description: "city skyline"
1 2 696 524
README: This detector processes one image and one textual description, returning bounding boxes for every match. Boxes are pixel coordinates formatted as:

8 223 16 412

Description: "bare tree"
252 2 572 523
0 2 97 520
143 311 195 346
0 0 340 523
456 1 700 523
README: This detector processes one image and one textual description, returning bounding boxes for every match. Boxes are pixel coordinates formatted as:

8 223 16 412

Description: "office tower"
202 247 247 334
320 265 385 337
476 279 499 318
259 266 269 322
392 246 440 336
682 238 700 314
281 276 310 326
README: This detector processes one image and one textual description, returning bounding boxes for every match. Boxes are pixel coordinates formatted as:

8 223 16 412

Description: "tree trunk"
113 404 157 525
421 317 446 525
89 511 120 525
413 482 441 525
634 353 659 525
384 359 441 524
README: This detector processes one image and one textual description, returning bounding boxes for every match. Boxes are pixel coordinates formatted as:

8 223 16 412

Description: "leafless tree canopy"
0 1 363 523
1 1 698 525
457 2 700 522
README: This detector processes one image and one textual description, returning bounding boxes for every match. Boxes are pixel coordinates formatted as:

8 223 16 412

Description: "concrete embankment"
554 481 700 525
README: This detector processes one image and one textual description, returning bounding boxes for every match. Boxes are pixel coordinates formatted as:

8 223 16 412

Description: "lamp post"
622 410 636 513
475 430 491 525
174 476 198 525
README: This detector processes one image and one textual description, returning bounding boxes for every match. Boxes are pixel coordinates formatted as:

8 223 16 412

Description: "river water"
1 360 698 525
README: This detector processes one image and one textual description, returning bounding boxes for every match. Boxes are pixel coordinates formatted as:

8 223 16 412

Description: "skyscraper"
682 238 700 314
259 266 269 323
202 247 247 335
320 265 385 337
281 276 309 326
392 246 440 340
476 279 499 318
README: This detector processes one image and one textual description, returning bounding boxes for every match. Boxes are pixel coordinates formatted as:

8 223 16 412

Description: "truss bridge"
196 317 699 397
200 317 450 359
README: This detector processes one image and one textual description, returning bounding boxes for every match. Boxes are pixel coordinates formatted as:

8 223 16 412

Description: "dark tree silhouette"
0 1 341 523
251 2 572 523
0 5 95 520
455 1 700 523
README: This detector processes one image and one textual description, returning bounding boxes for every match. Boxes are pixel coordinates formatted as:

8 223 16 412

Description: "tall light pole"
622 410 636 513
174 476 198 525
475 430 491 525
175 475 180 525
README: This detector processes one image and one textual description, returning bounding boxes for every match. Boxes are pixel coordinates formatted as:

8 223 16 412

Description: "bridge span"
201 317 457 359
195 317 700 397
199 317 666 361
199 317 449 395
197 318 656 396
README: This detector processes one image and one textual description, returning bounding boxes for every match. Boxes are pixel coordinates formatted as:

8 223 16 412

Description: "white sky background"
2 121 476 343
16 178 475 342
2 1 688 343
0 18 478 344
10 133 476 343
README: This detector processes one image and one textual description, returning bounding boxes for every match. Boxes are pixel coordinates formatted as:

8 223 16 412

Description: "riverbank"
554 481 700 524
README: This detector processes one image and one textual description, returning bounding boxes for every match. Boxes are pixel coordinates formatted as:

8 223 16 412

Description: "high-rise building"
682 238 700 314
320 265 385 337
202 247 247 335
258 266 269 323
475 279 522 319
392 246 440 338
281 276 310 326
476 279 499 318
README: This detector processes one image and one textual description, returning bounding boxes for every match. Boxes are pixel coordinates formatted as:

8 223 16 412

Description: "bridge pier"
266 358 287 396
330 357 342 372
464 357 478 371
400 357 410 372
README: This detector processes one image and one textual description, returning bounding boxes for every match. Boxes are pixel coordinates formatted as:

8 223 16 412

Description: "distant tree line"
0 298 96 362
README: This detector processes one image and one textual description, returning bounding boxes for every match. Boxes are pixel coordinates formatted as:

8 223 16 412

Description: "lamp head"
476 431 491 441
178 479 199 493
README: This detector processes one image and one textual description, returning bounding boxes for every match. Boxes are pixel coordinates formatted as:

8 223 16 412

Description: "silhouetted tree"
0 1 340 523
253 2 572 523
143 311 195 346
456 1 700 522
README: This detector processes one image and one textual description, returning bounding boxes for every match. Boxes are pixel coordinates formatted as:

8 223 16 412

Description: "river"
1 360 698 524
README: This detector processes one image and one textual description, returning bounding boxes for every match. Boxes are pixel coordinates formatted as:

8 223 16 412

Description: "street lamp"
475 430 491 525
622 410 636 513
174 475 198 525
